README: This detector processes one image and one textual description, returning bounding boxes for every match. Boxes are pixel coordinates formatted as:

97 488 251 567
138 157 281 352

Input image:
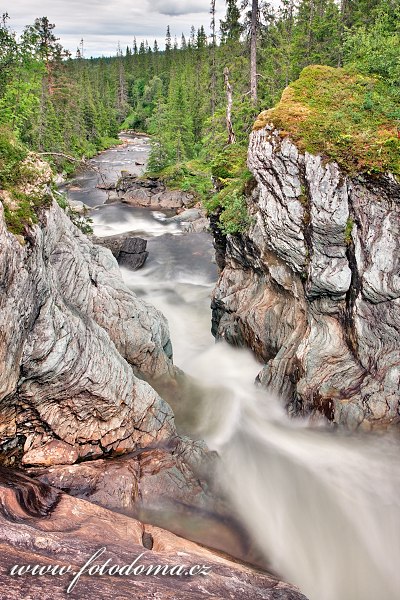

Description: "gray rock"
181 217 210 233
0 201 176 463
117 175 195 210
212 125 400 430
67 199 90 214
166 208 203 223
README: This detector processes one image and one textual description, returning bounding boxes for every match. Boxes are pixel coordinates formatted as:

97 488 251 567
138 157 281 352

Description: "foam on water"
71 136 400 600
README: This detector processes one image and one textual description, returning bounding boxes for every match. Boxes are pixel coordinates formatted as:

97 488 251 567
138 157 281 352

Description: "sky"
5 0 227 57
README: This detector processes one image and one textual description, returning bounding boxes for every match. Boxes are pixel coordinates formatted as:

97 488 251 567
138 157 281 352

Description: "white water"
88 147 400 600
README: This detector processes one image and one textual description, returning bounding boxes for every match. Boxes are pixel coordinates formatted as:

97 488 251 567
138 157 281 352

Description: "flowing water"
71 135 400 600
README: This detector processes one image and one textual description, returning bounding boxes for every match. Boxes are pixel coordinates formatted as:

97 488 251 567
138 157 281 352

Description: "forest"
1 0 399 232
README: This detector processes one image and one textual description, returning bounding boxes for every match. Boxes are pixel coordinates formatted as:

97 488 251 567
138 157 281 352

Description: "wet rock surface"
212 125 400 429
0 468 308 600
25 439 257 563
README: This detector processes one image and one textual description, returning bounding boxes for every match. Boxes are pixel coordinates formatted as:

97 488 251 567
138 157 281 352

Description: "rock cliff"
0 198 179 463
212 126 400 430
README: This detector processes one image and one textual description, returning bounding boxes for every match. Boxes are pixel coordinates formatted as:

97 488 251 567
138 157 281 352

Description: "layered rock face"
212 125 400 429
0 199 176 463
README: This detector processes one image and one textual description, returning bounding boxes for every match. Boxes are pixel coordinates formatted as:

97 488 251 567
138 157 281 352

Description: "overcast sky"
5 0 227 57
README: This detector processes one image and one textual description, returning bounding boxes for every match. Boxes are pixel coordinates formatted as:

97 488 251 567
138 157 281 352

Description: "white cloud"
6 0 226 57
152 0 208 16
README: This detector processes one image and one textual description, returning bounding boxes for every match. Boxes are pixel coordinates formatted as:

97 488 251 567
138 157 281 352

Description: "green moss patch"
0 127 52 236
254 65 400 176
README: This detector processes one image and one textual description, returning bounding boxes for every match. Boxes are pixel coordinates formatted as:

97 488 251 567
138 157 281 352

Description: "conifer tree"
220 0 242 43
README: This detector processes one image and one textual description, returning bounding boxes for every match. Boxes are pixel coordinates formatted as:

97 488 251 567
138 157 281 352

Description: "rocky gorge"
0 90 399 598
0 137 309 599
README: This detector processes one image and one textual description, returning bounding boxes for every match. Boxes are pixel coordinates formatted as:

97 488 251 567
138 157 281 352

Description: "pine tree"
165 26 172 52
220 0 242 43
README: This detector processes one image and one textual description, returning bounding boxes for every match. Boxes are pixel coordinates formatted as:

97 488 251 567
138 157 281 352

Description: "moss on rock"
254 65 400 176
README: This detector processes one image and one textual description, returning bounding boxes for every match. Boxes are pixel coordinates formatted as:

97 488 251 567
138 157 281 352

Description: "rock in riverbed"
117 175 196 210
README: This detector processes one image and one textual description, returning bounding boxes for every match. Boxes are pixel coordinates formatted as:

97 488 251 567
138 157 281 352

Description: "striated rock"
26 439 254 562
22 441 78 467
0 468 308 600
212 125 400 429
27 438 216 517
0 199 177 463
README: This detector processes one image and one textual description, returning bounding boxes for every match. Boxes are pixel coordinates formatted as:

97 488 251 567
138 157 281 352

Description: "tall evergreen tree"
220 0 242 43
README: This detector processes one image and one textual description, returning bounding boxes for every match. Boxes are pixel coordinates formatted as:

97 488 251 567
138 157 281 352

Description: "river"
65 133 400 600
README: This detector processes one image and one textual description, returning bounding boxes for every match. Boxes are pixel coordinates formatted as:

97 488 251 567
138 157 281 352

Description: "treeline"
146 0 399 170
0 15 122 165
0 1 399 175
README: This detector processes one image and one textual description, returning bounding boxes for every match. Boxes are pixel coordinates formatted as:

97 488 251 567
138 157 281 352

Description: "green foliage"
205 145 253 235
3 194 38 235
218 190 251 235
220 0 243 43
210 145 248 181
0 126 28 186
344 218 354 245
54 190 94 235
1 2 398 241
255 65 400 175
343 3 400 86
147 160 214 202
69 212 94 235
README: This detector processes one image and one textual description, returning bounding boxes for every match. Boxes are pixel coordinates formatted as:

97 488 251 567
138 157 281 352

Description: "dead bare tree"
224 67 236 145
210 0 217 116
250 0 258 103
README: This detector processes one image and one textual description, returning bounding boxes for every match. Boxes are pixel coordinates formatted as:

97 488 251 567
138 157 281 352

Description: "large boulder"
0 200 175 464
118 237 149 270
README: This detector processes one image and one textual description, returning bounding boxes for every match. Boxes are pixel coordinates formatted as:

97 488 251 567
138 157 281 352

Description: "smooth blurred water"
61 133 150 207
117 211 400 600
85 138 400 600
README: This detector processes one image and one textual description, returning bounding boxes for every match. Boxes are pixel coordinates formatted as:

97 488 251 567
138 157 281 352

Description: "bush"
205 146 253 235
0 126 28 187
